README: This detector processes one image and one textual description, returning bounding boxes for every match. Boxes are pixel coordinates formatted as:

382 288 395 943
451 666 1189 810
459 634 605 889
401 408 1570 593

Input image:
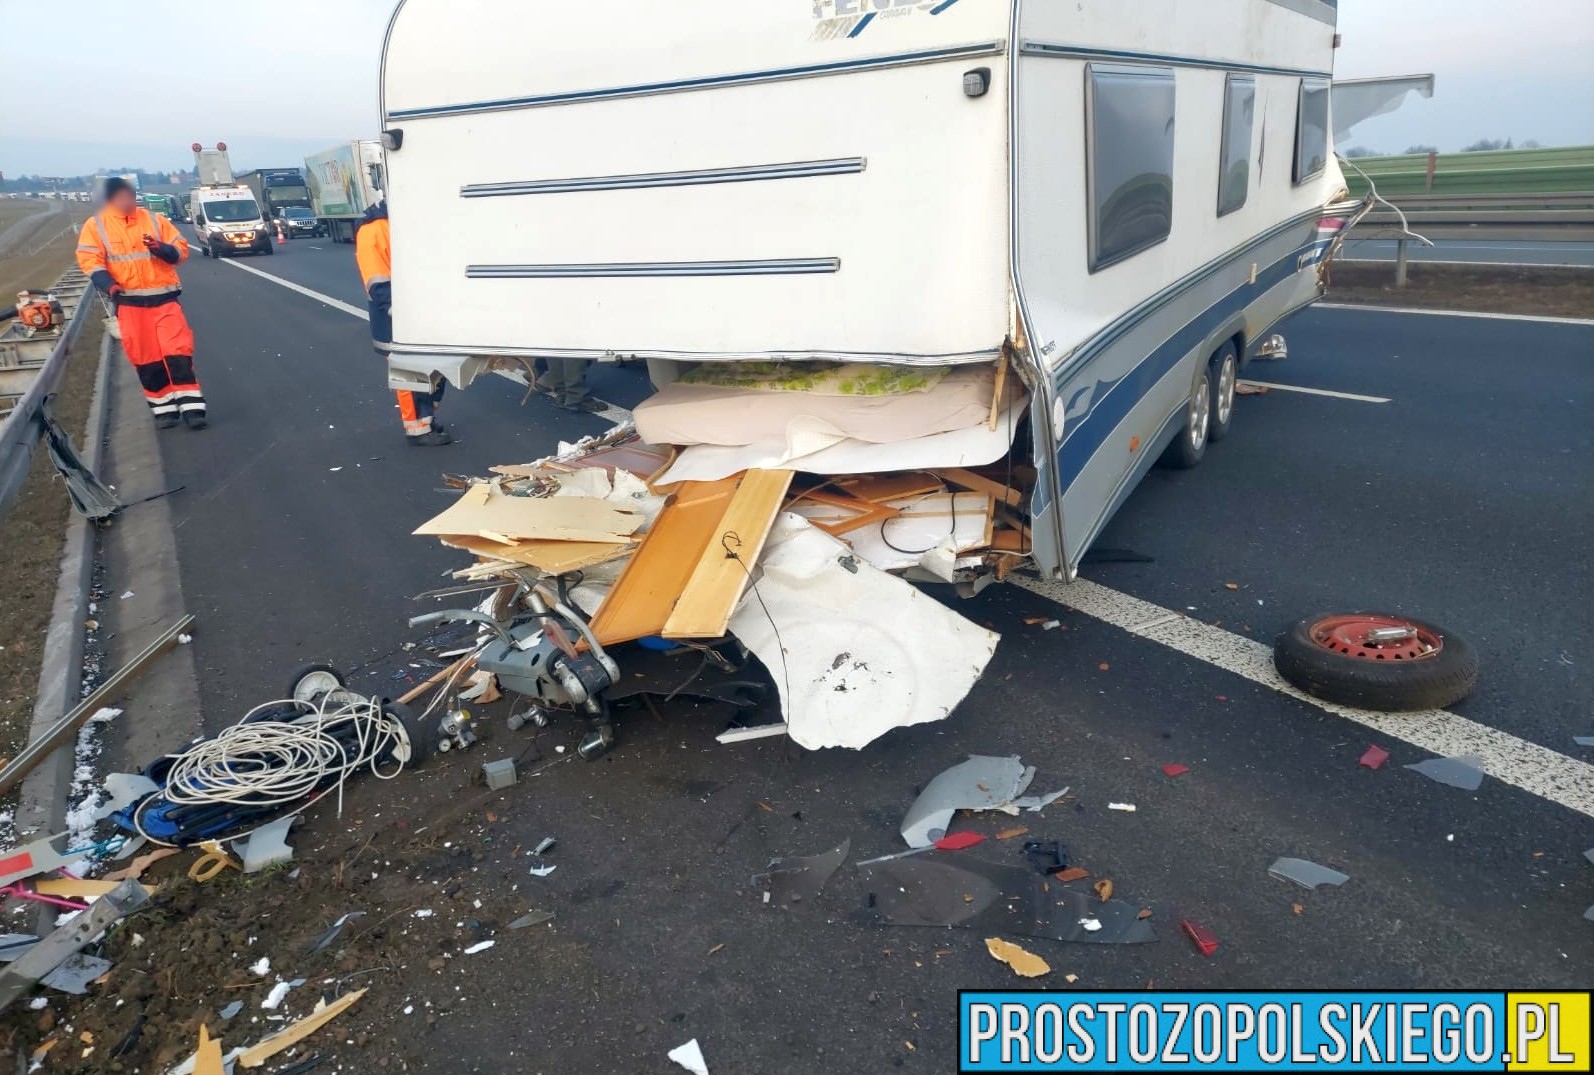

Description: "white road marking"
214 257 369 320
214 260 634 421
1317 302 1594 328
1239 380 1391 404
1338 257 1588 272
1017 576 1594 819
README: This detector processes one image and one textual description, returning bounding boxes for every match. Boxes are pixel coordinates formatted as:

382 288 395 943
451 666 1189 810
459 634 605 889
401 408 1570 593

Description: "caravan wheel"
1208 343 1239 442
1161 364 1211 470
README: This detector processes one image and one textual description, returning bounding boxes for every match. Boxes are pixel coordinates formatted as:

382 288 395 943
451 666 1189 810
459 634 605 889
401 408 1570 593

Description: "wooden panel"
832 472 944 503
588 475 743 646
437 534 634 575
664 470 794 639
413 481 641 543
936 467 1025 509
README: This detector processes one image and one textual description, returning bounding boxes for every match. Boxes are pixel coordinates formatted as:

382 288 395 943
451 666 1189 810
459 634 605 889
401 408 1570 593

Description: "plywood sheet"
414 481 641 543
438 534 635 575
588 475 742 646
663 469 794 639
833 472 944 503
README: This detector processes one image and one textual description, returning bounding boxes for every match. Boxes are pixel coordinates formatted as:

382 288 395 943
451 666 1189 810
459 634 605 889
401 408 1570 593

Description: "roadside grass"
0 311 102 761
1327 262 1594 320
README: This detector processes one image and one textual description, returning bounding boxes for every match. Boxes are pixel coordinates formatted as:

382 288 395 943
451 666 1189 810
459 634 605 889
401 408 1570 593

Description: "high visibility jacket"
77 208 188 304
356 215 391 296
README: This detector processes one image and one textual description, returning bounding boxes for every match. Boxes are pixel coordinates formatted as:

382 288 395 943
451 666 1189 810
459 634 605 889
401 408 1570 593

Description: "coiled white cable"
139 693 410 844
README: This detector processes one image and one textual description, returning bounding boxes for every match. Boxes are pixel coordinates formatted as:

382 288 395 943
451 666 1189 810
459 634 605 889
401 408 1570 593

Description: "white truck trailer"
378 0 1367 581
305 140 387 243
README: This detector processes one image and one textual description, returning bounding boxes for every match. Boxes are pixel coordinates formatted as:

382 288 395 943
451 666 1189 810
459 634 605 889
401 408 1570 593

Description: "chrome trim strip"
388 41 1005 121
1020 41 1331 80
461 158 866 198
466 258 840 279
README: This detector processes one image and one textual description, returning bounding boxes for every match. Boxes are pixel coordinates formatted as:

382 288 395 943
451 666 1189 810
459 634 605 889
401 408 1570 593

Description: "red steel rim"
1308 614 1442 662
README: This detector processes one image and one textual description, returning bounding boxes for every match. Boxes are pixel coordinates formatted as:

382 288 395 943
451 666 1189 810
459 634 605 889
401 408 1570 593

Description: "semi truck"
187 143 273 258
238 167 312 220
138 192 186 222
304 140 385 243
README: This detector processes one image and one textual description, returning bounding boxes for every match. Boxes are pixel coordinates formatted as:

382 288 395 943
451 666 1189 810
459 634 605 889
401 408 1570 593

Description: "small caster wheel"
288 663 345 704
438 738 452 753
577 724 615 760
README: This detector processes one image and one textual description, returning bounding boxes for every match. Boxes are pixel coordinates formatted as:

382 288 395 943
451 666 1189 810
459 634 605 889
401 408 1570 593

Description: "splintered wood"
413 480 641 544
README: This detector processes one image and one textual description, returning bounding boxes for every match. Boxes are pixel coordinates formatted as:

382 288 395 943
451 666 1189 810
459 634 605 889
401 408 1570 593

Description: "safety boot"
408 427 453 447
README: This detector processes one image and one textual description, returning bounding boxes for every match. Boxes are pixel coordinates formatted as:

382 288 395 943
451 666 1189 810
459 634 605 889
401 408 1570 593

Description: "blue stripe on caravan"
388 41 1004 119
929 0 962 13
848 12 876 37
1053 241 1321 488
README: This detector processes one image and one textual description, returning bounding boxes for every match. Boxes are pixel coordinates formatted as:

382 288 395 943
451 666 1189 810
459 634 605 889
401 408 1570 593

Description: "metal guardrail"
0 269 94 521
1354 191 1594 243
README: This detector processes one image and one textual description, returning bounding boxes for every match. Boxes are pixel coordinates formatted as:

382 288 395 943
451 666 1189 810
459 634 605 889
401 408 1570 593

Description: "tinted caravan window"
1294 77 1331 184
1087 64 1176 272
1218 75 1256 216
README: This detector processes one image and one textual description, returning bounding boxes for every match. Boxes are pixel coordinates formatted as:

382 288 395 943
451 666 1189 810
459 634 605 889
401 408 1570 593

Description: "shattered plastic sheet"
859 852 1156 945
1268 857 1350 890
755 839 850 909
900 756 1035 848
1405 755 1486 791
728 516 998 750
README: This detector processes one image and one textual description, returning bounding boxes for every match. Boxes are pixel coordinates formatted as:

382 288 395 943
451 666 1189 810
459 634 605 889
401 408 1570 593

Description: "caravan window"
1294 78 1331 184
1218 75 1256 216
1087 65 1176 272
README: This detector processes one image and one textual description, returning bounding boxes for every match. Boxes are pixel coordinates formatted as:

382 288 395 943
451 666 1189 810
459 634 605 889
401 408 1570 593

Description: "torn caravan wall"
727 514 999 750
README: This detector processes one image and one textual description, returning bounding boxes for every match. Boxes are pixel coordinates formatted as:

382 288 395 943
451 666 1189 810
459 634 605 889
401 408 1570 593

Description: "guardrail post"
1395 237 1410 288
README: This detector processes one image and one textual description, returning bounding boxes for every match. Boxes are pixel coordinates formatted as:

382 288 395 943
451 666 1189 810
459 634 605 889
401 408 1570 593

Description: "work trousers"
117 301 205 420
367 281 443 435
536 357 593 407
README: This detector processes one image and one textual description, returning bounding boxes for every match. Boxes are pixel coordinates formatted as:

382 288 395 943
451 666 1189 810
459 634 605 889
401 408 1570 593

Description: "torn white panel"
728 515 999 751
656 395 1026 485
1332 74 1435 142
668 1039 710 1075
900 755 1036 848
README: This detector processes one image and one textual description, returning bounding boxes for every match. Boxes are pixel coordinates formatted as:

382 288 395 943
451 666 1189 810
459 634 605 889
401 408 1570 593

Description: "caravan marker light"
963 67 991 97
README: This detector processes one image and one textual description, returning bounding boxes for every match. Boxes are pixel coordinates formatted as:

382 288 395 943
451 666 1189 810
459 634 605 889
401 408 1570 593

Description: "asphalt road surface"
1340 237 1594 268
135 237 1594 1072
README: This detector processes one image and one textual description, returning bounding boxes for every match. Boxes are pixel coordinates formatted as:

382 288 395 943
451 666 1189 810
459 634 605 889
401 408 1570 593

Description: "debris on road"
1572 736 1594 747
668 1038 711 1075
1093 879 1114 902
509 911 555 930
482 758 518 789
233 816 295 873
934 832 987 852
1358 745 1390 770
1022 840 1068 875
1268 857 1351 890
0 879 149 1013
985 937 1051 978
463 940 496 955
755 838 850 908
234 988 365 1068
1160 763 1189 778
304 911 365 954
900 755 1035 847
1107 802 1137 813
1405 755 1486 791
859 851 1155 944
1181 919 1220 957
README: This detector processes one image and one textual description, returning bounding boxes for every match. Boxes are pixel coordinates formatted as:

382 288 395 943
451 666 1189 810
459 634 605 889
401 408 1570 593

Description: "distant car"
277 206 322 238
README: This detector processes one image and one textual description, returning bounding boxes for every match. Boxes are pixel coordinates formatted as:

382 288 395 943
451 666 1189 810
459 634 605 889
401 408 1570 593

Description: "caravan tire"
1160 363 1212 470
1208 343 1239 442
1273 612 1478 712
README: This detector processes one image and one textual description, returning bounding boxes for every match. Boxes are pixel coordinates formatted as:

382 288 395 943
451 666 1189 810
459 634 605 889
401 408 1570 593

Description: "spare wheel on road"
1273 612 1478 712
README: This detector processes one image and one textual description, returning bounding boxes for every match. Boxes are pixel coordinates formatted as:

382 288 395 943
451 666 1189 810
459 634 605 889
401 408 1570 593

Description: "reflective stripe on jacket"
355 216 391 295
76 208 188 298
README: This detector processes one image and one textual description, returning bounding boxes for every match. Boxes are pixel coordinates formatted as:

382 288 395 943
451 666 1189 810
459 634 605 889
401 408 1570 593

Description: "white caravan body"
380 0 1360 578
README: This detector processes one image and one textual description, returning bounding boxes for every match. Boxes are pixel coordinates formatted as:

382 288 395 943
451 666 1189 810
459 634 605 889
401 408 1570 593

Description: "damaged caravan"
379 0 1366 752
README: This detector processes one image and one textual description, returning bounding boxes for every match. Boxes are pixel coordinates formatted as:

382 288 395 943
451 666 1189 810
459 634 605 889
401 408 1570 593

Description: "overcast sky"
1 0 1590 176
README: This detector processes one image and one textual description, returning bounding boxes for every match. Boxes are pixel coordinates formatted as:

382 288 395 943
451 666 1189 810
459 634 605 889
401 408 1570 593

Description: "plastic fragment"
305 912 365 954
463 940 495 955
755 839 850 907
1584 848 1594 868
985 937 1051 978
1093 879 1114 902
232 817 295 874
934 832 986 852
1011 787 1070 812
1022 840 1068 875
528 864 557 878
1181 919 1219 956
1405 755 1485 791
900 756 1035 848
1573 737 1594 747
218 1001 243 1021
1078 918 1102 933
1107 803 1136 813
1267 857 1350 890
1160 764 1189 778
508 912 554 930
668 1038 710 1075
262 981 298 1010
1358 745 1390 770
1054 867 1088 883
248 957 269 977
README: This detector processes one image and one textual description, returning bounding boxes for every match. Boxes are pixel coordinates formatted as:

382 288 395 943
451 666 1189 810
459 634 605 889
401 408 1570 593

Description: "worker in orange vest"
76 177 206 429
355 202 449 446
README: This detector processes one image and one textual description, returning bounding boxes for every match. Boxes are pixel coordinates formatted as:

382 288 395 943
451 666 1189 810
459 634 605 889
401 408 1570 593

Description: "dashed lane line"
1017 576 1594 820
1317 302 1594 328
1239 380 1391 404
211 258 633 422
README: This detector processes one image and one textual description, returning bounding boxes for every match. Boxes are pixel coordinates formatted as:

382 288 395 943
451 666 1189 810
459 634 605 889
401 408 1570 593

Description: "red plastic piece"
1358 745 1390 771
1161 763 1189 778
1181 919 1219 957
934 832 986 851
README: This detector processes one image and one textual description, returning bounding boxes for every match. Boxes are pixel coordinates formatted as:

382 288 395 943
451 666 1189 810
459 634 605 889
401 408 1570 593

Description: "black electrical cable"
720 530 792 710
